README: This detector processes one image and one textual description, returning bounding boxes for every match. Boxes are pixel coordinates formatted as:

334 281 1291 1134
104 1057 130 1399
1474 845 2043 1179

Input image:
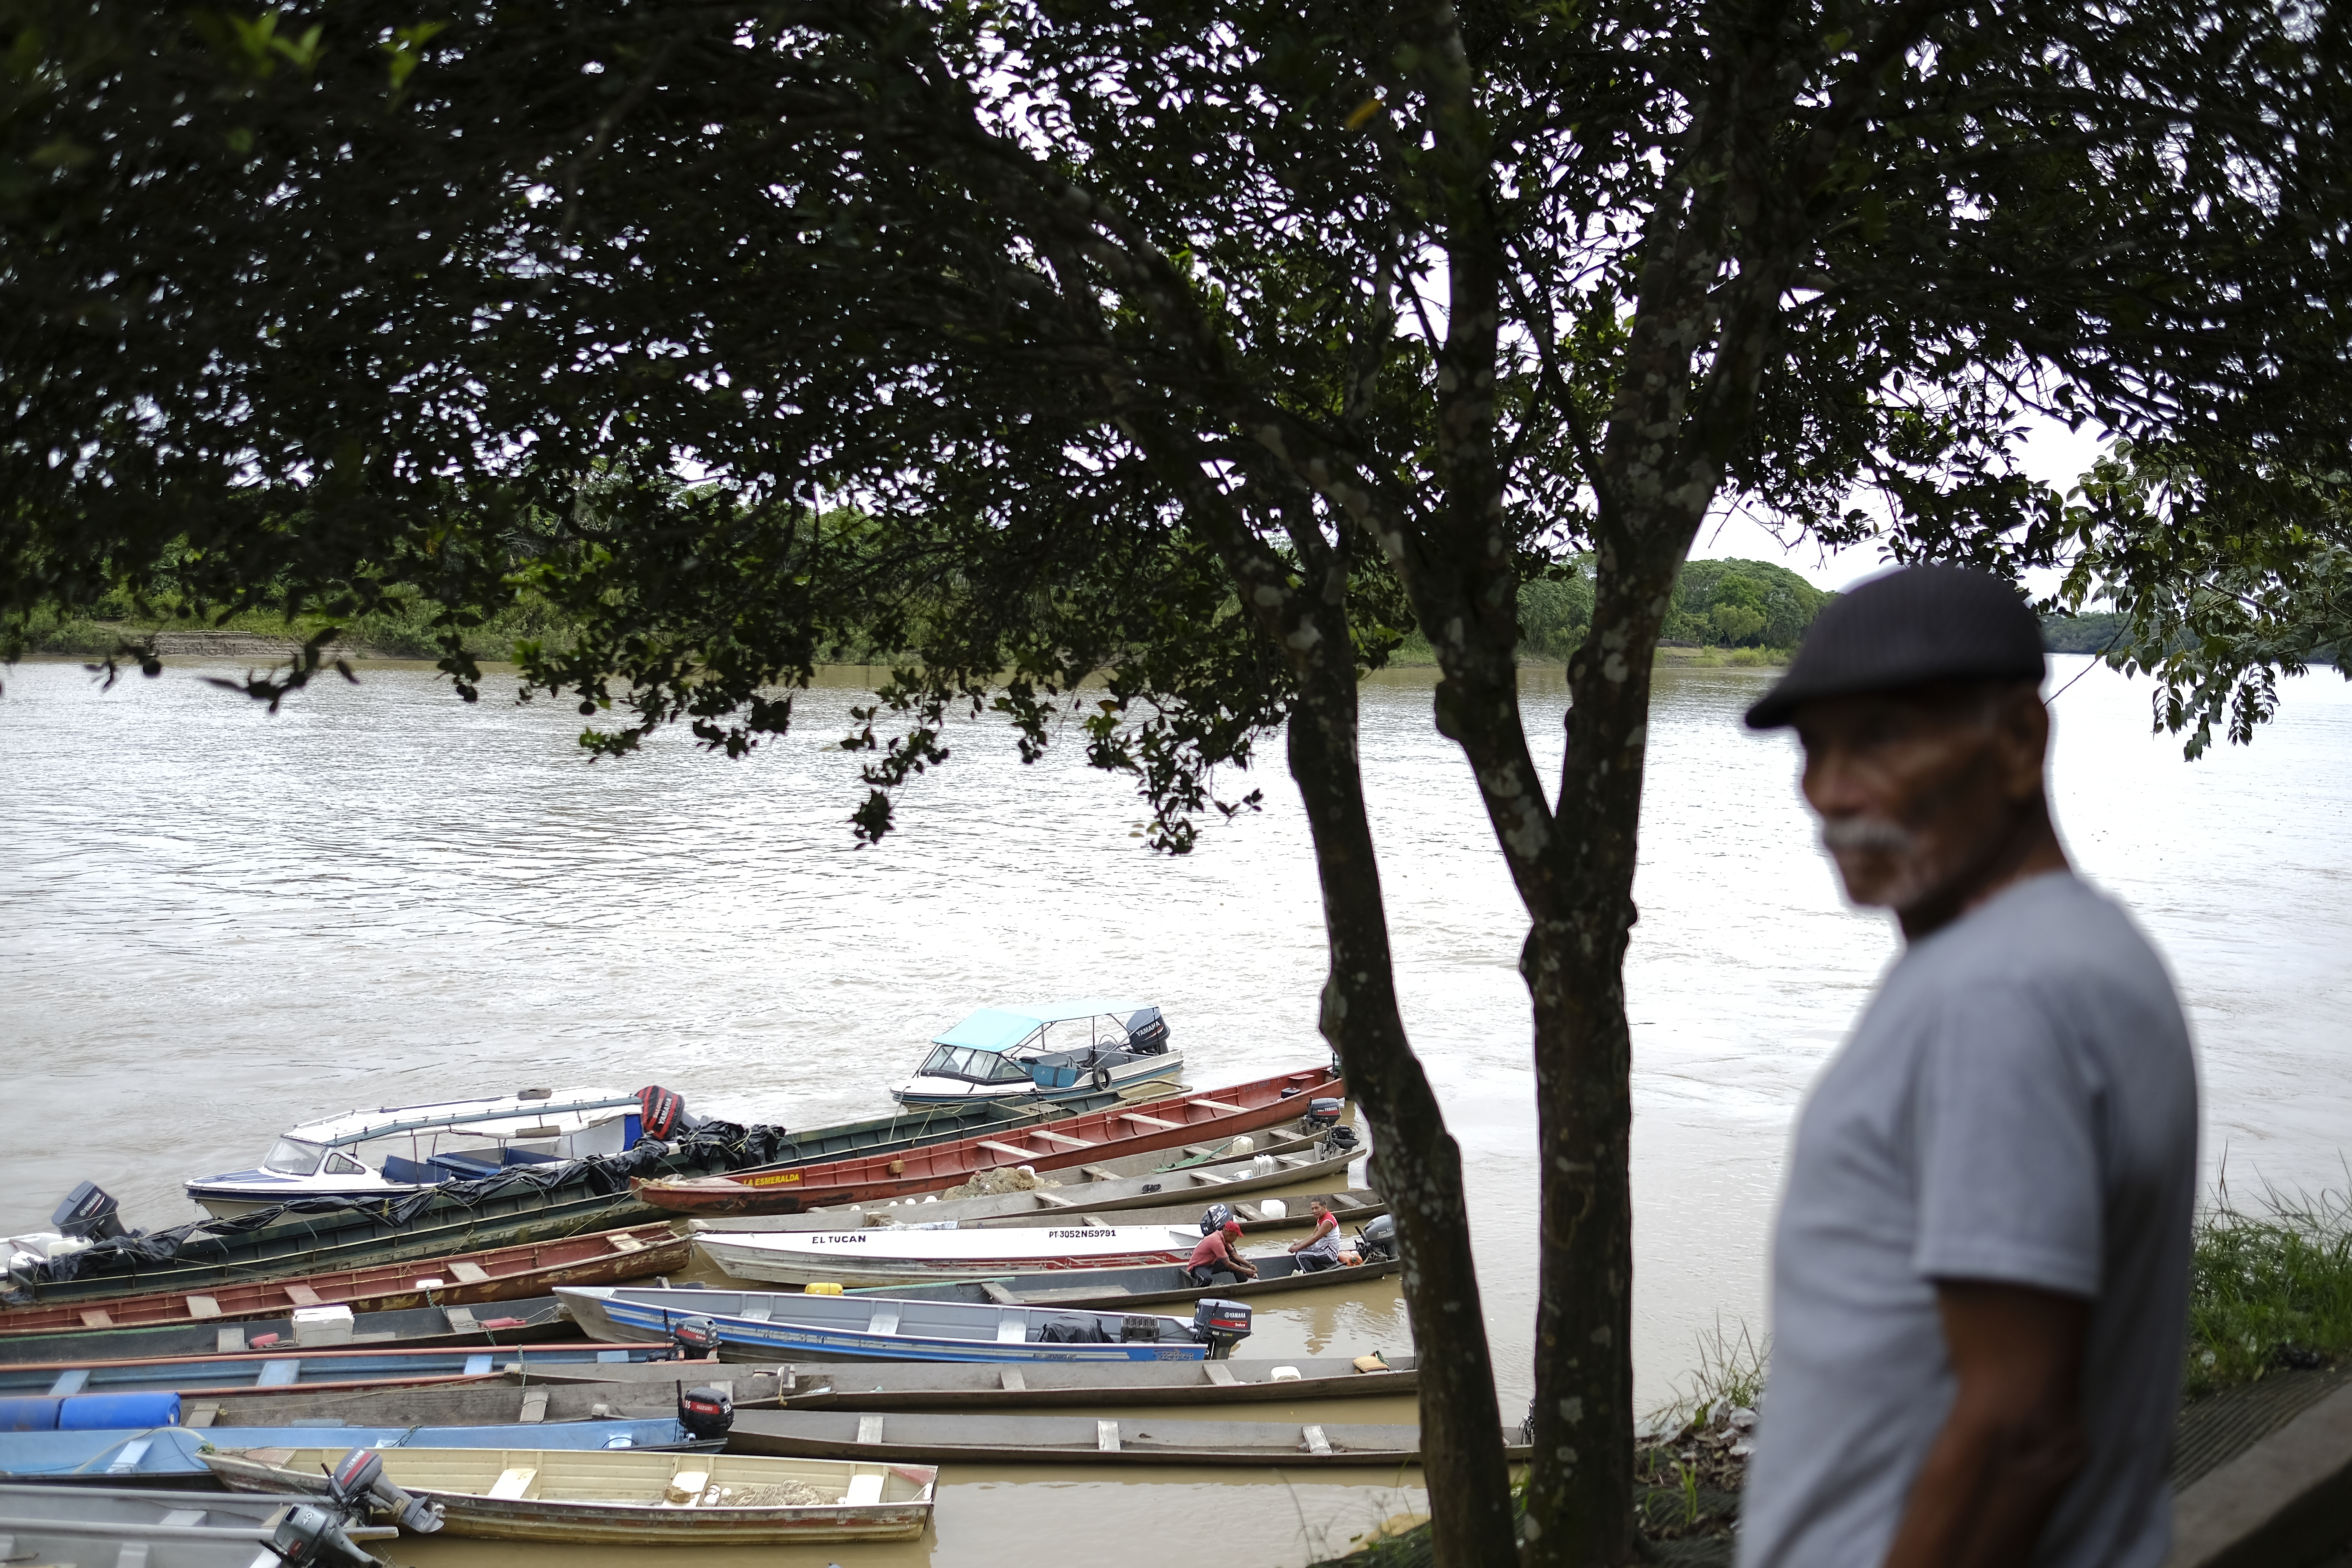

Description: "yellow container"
804 1281 844 1296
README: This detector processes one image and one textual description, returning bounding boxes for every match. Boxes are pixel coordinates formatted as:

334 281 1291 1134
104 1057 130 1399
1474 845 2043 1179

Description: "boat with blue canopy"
893 1001 1180 1107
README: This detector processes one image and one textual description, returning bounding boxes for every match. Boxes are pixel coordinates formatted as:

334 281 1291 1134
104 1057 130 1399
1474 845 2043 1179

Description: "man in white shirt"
1737 564 2198 1568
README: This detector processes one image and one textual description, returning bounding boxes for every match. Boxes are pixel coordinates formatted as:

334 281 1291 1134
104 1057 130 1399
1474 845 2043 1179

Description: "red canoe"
635 1068 1344 1216
0 1223 690 1338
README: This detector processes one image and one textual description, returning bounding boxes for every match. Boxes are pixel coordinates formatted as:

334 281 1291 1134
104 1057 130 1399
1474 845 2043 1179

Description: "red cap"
1222 1220 1243 1237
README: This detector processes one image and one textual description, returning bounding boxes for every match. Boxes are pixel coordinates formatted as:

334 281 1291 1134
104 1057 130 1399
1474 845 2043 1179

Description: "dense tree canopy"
8 0 2352 1562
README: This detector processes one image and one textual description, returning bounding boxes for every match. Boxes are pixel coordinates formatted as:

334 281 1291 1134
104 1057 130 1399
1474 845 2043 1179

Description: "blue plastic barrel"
57 1392 181 1430
0 1397 62 1432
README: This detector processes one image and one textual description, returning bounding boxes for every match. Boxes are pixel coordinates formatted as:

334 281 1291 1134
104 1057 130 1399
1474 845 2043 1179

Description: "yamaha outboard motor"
1198 1203 1235 1236
1126 1011 1172 1054
50 1181 126 1243
1358 1214 1398 1262
678 1383 735 1441
263 1502 385 1568
1191 1298 1253 1358
324 1446 443 1535
1301 1097 1345 1132
655 1315 721 1361
633 1085 704 1143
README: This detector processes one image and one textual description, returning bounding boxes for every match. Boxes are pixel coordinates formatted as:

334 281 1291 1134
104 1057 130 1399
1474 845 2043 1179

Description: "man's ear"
1995 683 2051 799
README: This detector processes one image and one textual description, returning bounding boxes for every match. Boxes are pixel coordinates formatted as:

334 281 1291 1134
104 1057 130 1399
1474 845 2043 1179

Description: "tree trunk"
1286 641 1521 1568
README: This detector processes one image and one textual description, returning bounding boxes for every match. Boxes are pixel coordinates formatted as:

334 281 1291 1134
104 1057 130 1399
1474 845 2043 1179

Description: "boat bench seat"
429 1152 505 1181
381 1154 442 1185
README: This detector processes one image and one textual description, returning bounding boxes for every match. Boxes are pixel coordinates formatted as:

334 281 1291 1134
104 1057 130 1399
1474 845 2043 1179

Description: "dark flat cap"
1744 563 2045 730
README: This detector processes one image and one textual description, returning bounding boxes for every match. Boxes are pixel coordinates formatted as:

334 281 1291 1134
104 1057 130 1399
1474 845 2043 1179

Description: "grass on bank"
14 594 579 662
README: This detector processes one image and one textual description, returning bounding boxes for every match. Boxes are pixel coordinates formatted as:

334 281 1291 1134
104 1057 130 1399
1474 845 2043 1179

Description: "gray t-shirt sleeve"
1911 984 2102 1298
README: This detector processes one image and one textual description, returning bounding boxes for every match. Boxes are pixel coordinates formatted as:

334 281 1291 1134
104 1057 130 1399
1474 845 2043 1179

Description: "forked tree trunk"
1285 637 1521 1568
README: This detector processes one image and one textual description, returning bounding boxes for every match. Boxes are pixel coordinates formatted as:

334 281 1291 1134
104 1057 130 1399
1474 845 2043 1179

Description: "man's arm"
1882 1280 2091 1568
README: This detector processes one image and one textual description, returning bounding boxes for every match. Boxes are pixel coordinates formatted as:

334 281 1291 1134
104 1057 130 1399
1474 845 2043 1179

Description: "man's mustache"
1821 817 1914 855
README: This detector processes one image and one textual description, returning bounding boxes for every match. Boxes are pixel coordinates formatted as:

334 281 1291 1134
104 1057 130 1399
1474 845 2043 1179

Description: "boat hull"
697 1225 1197 1289
851 1250 1403 1310
203 1446 937 1544
0 1420 712 1481
560 1287 1214 1365
725 1407 1530 1467
638 1068 1344 1217
0 1342 660 1400
0 1225 689 1339
892 1053 1185 1108
0 1296 578 1367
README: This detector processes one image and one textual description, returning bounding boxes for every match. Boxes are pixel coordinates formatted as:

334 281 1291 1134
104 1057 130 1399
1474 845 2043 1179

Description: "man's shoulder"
1912 873 2169 989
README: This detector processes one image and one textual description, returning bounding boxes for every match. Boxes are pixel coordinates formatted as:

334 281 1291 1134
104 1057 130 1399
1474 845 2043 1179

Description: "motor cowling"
264 1502 383 1568
1301 1097 1345 1131
660 1315 721 1360
1358 1214 1397 1261
635 1085 703 1142
1198 1202 1235 1236
678 1383 735 1441
49 1181 125 1243
324 1446 442 1535
1191 1298 1252 1357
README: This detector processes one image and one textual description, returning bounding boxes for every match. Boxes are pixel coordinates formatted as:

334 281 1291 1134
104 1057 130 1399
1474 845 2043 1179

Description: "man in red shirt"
1184 1220 1259 1286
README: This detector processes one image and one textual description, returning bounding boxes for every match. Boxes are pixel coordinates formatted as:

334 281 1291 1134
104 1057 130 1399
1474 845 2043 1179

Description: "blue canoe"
558 1285 1241 1365
0 1341 663 1399
0 1419 715 1481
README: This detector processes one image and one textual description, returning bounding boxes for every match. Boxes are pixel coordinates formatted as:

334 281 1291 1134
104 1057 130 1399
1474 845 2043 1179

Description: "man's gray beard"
1820 818 1914 855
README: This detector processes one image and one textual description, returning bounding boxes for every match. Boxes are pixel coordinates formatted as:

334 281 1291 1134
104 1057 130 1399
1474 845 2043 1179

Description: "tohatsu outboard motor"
1357 1214 1398 1262
323 1446 443 1534
678 1382 735 1442
1191 1298 1252 1358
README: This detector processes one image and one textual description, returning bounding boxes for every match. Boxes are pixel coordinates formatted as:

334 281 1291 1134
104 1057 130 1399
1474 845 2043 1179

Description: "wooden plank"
980 1281 1025 1306
182 1402 220 1429
1304 1424 1332 1456
45 1368 89 1397
79 1309 114 1329
446 1261 491 1285
999 1368 1027 1392
1193 1172 1230 1184
444 1306 480 1334
184 1296 223 1320
1098 1419 1121 1452
283 1284 324 1308
519 1391 549 1424
1080 1216 1110 1229
1029 1129 1094 1148
1116 1112 1181 1132
1204 1364 1238 1387
606 1233 645 1254
214 1328 246 1354
1033 1192 1076 1207
974 1140 1032 1160
857 1415 886 1445
255 1359 301 1388
844 1474 884 1506
1078 1165 1122 1182
1185 1099 1247 1116
486 1467 536 1500
1233 1204 1263 1221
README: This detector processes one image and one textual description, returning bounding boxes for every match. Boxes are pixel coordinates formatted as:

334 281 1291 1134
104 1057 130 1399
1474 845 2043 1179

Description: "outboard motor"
50 1181 126 1244
634 1085 703 1143
657 1315 721 1361
263 1501 385 1568
324 1446 443 1535
1357 1214 1398 1263
1191 1298 1253 1358
678 1383 735 1441
1198 1202 1235 1236
1126 1012 1172 1054
1316 1123 1360 1159
1301 1097 1345 1132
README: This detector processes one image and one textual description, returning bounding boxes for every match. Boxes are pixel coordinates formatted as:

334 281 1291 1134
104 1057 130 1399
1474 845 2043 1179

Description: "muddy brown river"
5 652 2348 1565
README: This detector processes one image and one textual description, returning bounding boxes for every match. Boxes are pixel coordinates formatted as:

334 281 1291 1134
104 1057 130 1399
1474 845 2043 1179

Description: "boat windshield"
262 1137 327 1176
918 1046 1040 1084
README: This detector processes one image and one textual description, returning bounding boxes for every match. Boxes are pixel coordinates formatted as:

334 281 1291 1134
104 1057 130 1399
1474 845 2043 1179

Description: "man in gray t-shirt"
1737 566 2198 1568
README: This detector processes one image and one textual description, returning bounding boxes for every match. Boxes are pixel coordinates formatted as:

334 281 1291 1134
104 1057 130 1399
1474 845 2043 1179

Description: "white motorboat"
183 1087 675 1219
891 1000 1180 1107
698 1224 1207 1287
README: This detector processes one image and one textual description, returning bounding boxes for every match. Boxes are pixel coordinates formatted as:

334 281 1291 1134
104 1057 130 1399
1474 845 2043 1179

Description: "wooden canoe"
637 1068 1344 1216
12 1093 1152 1309
726 1407 1528 1467
510 1353 1423 1410
181 1379 682 1429
684 1136 1361 1234
0 1225 686 1339
697 1223 1202 1288
203 1445 938 1543
849 1249 1403 1309
701 1190 1383 1253
0 1296 578 1368
0 1342 664 1400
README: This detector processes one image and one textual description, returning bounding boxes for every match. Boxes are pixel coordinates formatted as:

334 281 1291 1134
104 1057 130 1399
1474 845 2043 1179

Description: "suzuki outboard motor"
324 1446 443 1535
1198 1203 1235 1236
50 1181 126 1243
678 1383 735 1441
1191 1298 1253 1358
1358 1214 1398 1262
